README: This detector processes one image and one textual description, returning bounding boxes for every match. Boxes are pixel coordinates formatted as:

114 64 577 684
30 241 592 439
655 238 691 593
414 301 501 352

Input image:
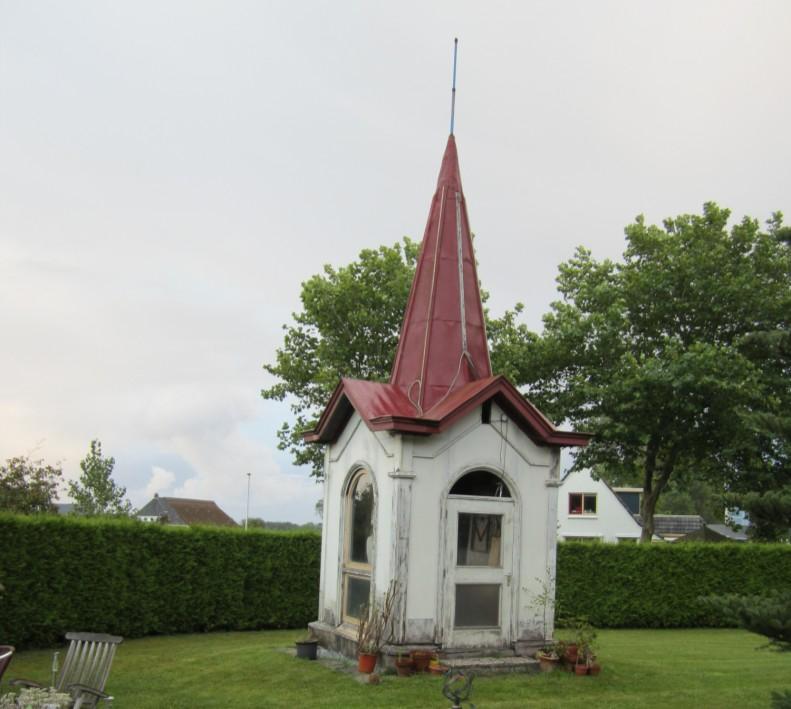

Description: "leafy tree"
245 517 320 532
727 329 791 540
514 204 791 541
729 488 791 542
656 478 725 523
0 456 62 514
262 238 420 477
68 440 133 516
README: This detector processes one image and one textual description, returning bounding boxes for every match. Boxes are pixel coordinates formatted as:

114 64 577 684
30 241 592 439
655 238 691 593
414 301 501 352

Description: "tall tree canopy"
262 239 419 476
727 328 791 540
515 203 791 540
0 455 62 514
68 439 133 516
263 204 790 543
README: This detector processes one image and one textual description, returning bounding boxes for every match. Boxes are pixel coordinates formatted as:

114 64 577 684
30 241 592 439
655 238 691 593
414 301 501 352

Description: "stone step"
444 655 540 675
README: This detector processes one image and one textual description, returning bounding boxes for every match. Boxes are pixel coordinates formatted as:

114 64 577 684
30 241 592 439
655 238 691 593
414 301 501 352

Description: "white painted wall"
557 469 643 543
318 401 562 648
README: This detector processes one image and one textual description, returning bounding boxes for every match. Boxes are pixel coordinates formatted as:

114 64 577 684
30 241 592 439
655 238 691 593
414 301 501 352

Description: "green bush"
4 516 791 648
0 514 320 649
556 542 791 628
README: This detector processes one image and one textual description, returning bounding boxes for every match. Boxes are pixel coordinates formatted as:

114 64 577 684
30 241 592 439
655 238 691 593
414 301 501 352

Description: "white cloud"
143 466 176 500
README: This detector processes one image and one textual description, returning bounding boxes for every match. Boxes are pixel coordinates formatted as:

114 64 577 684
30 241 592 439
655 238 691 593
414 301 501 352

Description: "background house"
557 470 644 543
676 523 748 542
559 473 749 543
136 494 237 527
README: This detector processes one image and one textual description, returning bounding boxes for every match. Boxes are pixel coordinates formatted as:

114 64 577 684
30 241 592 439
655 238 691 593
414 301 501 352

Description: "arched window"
450 470 511 498
342 469 374 623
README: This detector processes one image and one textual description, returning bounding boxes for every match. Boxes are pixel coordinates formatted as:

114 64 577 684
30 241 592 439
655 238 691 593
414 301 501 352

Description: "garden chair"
11 632 122 708
0 645 14 688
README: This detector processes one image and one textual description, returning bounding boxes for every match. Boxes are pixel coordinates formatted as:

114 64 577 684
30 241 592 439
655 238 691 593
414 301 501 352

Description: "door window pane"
457 513 502 566
454 584 500 627
344 576 370 620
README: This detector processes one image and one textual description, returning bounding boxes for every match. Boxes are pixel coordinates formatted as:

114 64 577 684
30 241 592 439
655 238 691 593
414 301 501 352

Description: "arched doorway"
442 469 515 648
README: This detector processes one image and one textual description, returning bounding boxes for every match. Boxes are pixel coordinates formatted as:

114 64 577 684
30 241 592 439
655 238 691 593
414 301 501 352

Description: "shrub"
0 514 320 649
556 542 791 628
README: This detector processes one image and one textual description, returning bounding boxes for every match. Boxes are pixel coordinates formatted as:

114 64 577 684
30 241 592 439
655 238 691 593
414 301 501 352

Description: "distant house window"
562 536 601 542
569 493 597 515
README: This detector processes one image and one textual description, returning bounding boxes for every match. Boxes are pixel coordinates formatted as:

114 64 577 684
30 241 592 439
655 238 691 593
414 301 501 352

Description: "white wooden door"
442 496 514 648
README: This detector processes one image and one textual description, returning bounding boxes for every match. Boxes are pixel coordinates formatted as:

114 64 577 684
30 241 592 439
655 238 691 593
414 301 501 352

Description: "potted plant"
572 618 599 676
394 653 415 677
410 649 433 673
295 633 319 660
562 641 578 667
356 582 398 674
564 616 596 669
589 656 602 675
428 655 448 675
535 640 563 672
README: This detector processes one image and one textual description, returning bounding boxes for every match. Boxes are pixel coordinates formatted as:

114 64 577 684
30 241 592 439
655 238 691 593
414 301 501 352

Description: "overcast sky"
1 1 789 523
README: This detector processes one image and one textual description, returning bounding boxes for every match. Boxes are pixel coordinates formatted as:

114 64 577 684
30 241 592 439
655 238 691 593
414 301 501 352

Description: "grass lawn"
3 628 787 708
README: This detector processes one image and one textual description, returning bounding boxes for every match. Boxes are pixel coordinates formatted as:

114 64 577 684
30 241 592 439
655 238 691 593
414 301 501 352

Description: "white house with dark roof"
557 469 645 543
136 494 238 527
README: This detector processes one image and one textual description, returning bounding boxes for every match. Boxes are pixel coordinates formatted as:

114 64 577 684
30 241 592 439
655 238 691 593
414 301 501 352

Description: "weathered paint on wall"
319 401 562 648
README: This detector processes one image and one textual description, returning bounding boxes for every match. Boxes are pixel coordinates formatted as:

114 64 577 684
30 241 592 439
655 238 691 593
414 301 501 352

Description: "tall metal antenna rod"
450 38 458 135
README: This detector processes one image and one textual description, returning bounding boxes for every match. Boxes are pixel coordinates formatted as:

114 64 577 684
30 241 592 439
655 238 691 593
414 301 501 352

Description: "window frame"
568 492 597 516
341 468 374 625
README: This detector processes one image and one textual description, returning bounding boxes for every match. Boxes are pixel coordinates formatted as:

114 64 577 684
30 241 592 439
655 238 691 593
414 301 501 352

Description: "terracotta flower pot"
574 663 589 676
563 644 579 665
537 655 560 672
358 652 378 673
589 662 601 675
395 659 415 677
411 650 433 673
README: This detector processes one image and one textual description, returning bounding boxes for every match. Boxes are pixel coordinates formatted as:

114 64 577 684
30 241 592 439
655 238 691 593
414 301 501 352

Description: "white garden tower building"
306 133 589 661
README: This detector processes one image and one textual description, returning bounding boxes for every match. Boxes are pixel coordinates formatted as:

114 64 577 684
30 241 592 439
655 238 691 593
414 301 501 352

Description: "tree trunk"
640 442 677 543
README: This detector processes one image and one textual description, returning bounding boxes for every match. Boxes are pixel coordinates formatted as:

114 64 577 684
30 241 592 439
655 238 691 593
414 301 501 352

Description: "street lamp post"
245 472 251 531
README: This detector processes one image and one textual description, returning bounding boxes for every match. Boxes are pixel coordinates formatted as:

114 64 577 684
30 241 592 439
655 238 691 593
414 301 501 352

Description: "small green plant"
526 566 556 641
0 687 72 708
566 616 598 665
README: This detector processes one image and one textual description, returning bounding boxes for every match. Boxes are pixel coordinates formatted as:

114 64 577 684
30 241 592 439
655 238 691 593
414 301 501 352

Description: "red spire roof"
304 133 590 450
390 135 491 414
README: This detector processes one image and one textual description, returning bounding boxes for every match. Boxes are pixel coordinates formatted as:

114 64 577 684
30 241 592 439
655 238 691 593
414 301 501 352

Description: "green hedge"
0 514 321 649
4 516 791 648
556 541 791 628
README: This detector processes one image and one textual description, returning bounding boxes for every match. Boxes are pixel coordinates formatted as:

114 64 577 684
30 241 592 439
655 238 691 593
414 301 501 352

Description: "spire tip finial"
450 38 458 135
